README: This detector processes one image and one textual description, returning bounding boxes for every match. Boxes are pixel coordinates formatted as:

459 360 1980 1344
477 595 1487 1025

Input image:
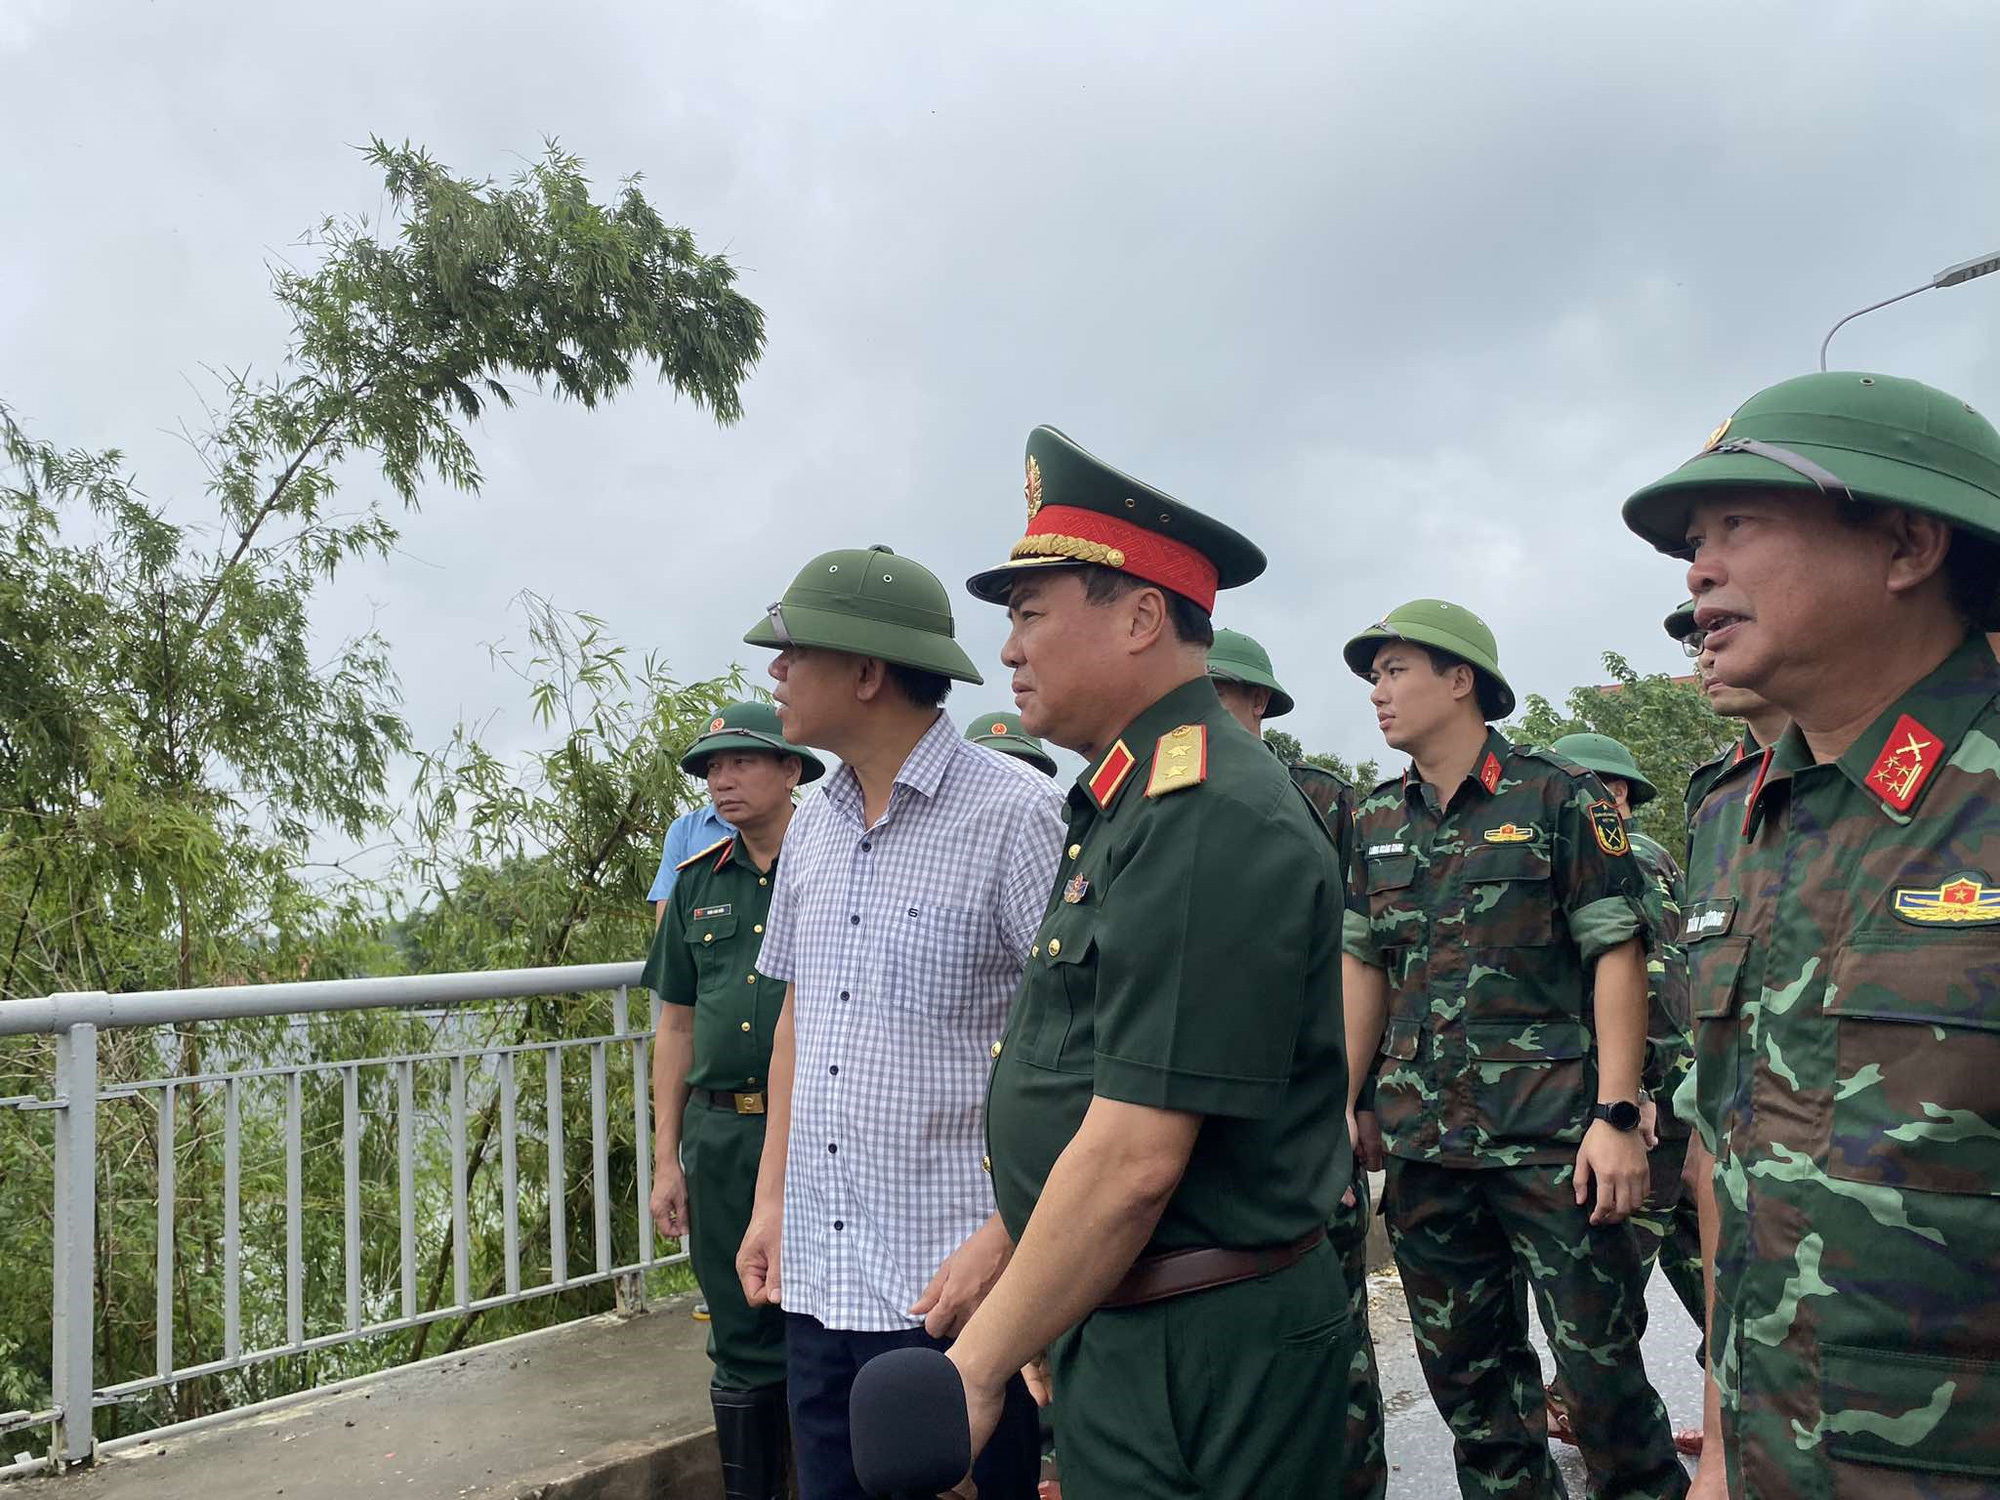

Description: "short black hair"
1078 565 1215 649
885 662 953 709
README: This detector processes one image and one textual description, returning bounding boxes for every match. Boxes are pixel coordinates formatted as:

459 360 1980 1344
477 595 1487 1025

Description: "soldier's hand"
736 1208 782 1307
1354 1108 1385 1173
1021 1354 1053 1408
1574 1120 1648 1225
911 1214 1013 1339
1639 1096 1661 1151
650 1161 688 1240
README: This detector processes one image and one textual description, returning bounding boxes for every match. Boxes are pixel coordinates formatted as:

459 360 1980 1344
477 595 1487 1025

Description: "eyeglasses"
1680 633 1707 659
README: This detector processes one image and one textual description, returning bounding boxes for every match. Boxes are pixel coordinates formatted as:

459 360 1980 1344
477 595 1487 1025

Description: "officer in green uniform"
1210 624 1386 1500
1341 600 1688 1500
1548 732 1706 1445
941 426 1353 1499
965 711 1059 776
643 701 826 1500
1623 371 2000 1499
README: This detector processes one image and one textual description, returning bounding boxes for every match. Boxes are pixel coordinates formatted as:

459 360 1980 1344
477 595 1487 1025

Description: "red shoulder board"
1866 713 1943 813
1088 740 1137 810
675 835 733 872
1479 751 1503 794
1145 723 1209 798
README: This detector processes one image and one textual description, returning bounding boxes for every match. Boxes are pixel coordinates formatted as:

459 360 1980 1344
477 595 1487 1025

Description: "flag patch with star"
1484 822 1535 844
1866 713 1941 812
1893 874 2000 926
1145 723 1209 797
1588 800 1629 856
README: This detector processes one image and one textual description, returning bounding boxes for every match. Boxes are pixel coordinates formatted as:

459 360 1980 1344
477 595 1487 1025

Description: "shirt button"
754 923 764 934
1067 844 1081 859
1047 938 1062 957
849 914 860 925
833 1220 844 1231
758 877 768 887
840 990 851 1001
981 1155 992 1174
862 840 873 852
828 1142 838 1154
746 974 757 984
829 1065 839 1076
740 1021 752 1033
990 1041 1002 1058
1030 944 1039 958
703 933 714 944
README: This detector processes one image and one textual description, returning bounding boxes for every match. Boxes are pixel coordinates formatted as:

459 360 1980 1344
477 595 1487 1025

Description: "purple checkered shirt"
756 712 1065 1330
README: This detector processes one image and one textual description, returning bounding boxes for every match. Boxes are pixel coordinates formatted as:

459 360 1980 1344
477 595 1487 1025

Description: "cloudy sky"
6 0 1999 804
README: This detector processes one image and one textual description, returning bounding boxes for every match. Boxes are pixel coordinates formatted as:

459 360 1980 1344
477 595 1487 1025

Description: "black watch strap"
1591 1100 1642 1132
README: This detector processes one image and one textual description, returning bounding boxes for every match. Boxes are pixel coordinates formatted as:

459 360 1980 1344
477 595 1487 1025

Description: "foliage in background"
0 138 764 1439
1511 652 1733 848
1263 728 1380 790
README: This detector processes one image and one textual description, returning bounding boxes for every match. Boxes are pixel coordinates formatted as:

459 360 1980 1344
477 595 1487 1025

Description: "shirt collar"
1402 725 1513 807
1073 676 1224 818
823 711 958 821
1744 632 2000 834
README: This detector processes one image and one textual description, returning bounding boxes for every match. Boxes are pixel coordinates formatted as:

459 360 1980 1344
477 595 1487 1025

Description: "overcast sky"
6 1 1999 806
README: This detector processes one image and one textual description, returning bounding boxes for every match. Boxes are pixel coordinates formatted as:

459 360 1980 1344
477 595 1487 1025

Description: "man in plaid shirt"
734 543 1063 1500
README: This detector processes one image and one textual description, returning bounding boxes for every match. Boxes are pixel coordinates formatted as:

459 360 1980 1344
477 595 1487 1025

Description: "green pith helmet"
1664 598 1699 643
680 700 827 783
1207 627 1294 718
1342 599 1515 721
1549 731 1656 807
1623 372 2000 624
745 544 983 684
964 712 1058 777
965 426 1265 609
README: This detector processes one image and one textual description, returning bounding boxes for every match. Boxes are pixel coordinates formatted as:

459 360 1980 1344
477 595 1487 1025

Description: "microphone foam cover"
849 1346 971 1495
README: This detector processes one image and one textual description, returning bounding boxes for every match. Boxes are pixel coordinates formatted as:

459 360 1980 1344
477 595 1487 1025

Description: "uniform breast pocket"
1686 930 1754 1140
685 911 739 977
889 902 987 1021
1364 854 1423 973
1824 931 2000 1196
1460 845 1556 948
1464 1018 1591 1145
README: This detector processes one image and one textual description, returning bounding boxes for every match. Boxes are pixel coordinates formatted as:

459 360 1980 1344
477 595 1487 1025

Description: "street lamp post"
1819 251 2000 370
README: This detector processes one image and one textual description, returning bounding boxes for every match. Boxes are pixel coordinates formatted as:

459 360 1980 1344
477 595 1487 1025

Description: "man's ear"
1250 684 1272 718
1121 585 1170 655
1880 507 1955 598
853 655 889 703
1449 663 1478 705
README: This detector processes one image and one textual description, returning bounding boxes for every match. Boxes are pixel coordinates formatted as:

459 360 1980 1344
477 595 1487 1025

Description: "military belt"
1098 1227 1325 1310
693 1087 767 1115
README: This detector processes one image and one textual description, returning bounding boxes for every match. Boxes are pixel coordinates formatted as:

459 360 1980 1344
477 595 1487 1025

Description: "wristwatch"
1590 1099 1642 1132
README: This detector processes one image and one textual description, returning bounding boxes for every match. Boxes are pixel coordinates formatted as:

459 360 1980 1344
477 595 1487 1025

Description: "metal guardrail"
0 962 680 1476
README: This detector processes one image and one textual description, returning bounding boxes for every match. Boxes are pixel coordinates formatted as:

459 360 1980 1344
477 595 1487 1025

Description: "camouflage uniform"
1345 729 1687 1500
1292 759 1388 1500
1679 635 2000 1496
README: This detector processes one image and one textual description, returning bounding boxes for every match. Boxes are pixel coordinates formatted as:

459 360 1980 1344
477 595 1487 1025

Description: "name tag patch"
1368 842 1406 858
1683 899 1734 940
1893 873 2000 926
692 904 732 920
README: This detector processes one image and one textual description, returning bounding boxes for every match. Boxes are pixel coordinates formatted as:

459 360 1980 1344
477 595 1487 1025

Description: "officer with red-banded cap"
1623 371 2000 1499
941 426 1354 1499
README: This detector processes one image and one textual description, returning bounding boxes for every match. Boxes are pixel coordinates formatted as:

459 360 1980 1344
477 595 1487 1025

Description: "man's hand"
1639 1095 1661 1151
911 1214 1013 1339
1575 1118 1648 1225
650 1160 688 1240
1021 1354 1052 1408
1354 1108 1384 1173
944 1344 1009 1496
736 1207 782 1307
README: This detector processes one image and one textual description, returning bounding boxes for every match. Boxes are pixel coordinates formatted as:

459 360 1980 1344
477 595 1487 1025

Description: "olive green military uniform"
1625 372 2000 1498
1343 604 1686 1500
1217 629 1388 1500
969 428 1354 1500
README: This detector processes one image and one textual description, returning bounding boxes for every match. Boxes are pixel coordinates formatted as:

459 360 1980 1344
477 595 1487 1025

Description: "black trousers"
784 1311 1040 1500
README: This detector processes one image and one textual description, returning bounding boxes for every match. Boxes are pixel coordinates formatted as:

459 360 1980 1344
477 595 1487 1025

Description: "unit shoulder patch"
1893 873 2000 926
1145 723 1209 797
1587 800 1629 856
676 836 734 871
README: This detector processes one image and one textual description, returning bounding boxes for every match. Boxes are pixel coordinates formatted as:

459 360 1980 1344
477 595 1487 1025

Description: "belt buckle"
734 1091 767 1116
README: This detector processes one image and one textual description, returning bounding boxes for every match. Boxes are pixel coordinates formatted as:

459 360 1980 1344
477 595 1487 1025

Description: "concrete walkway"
13 1295 722 1500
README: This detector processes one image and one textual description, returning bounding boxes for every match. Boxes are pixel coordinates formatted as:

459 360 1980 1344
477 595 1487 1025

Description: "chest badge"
1063 874 1090 904
1588 800 1629 856
1893 873 2000 926
691 903 732 920
1484 822 1534 844
1867 713 1943 813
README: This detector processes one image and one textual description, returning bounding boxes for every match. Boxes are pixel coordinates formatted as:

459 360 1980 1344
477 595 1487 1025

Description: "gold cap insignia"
1701 417 1732 453
1025 455 1044 519
710 717 727 732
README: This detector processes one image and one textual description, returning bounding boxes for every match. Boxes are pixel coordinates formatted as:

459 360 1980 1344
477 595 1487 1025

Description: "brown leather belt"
693 1087 767 1115
1099 1227 1326 1310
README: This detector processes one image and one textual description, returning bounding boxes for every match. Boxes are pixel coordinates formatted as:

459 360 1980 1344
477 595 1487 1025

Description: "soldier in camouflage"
1210 626 1387 1500
1342 599 1687 1500
1667 599 1789 819
1624 371 2000 1499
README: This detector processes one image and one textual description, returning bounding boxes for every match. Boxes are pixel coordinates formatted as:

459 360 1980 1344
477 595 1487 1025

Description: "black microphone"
849 1346 972 1498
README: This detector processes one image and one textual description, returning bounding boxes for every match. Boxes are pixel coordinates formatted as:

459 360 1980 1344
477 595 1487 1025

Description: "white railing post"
50 1021 99 1467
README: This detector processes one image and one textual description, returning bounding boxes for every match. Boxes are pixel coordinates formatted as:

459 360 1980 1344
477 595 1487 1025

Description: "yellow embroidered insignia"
1484 823 1534 844
1025 454 1044 519
1893 874 2000 926
676 835 734 872
1088 739 1136 810
1145 724 1209 797
1701 416 1731 453
1588 800 1628 856
1865 713 1941 812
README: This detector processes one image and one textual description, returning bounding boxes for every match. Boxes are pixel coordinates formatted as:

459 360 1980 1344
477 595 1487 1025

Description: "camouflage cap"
1623 373 2000 624
965 426 1265 610
745 544 983 684
1664 598 1699 643
1342 598 1515 721
1549 731 1656 807
1207 627 1294 718
680 700 826 783
964 711 1058 777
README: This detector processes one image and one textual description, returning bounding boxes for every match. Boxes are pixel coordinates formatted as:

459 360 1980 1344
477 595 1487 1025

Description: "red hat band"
1011 504 1219 612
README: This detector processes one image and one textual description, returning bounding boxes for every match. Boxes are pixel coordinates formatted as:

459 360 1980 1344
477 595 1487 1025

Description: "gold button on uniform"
981 1155 992 1174
1047 938 1062 957
1031 944 1039 957
703 933 714 944
758 877 768 887
990 1041 1002 1058
740 1021 752 1032
754 923 764 934
1068 843 1081 859
746 974 757 984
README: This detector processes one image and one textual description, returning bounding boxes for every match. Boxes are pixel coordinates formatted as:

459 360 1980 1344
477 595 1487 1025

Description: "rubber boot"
711 1383 792 1500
